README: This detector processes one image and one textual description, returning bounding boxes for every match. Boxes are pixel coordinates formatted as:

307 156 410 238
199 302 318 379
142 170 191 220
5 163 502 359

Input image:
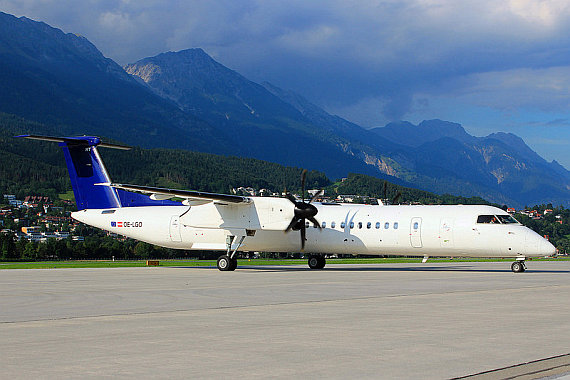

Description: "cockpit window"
496 214 519 224
477 214 520 224
477 215 500 224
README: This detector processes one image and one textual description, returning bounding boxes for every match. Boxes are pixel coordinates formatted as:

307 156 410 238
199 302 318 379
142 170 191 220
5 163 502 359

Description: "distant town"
2 194 83 243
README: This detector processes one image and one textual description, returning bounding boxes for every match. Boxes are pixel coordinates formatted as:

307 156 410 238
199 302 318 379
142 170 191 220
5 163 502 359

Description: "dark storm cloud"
3 0 570 125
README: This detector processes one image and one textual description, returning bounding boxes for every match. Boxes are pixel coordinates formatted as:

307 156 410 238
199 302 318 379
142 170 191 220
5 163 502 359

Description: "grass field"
58 190 75 201
0 257 568 270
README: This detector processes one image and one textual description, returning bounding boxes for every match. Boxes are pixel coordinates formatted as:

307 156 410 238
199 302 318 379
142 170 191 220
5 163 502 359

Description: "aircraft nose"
540 239 557 257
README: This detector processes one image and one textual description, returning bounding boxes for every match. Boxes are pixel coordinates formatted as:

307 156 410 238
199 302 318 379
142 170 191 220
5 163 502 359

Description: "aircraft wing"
105 183 252 204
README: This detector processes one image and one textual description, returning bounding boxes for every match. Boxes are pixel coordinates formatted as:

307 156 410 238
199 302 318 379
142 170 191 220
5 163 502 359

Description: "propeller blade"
309 189 323 203
308 216 321 230
286 193 297 204
301 169 307 203
392 191 402 204
285 218 298 232
300 222 306 250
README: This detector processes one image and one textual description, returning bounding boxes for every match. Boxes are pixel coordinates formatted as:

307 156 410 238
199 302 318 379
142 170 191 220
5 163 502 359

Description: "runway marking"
452 353 570 379
1 283 568 325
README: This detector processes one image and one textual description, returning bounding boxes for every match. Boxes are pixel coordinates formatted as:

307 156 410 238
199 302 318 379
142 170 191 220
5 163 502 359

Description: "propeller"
285 169 322 250
382 180 402 205
392 191 402 204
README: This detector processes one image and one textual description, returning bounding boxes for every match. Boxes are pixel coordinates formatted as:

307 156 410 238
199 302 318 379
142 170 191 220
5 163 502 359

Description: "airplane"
19 134 556 273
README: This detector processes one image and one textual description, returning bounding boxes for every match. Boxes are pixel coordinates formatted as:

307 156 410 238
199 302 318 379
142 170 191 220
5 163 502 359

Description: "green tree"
0 233 18 260
133 242 154 259
22 241 37 260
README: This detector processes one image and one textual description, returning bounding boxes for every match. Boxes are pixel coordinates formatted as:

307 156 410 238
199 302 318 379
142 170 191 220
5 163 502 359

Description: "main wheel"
317 256 326 269
511 261 525 273
217 255 232 271
229 257 238 271
308 255 321 269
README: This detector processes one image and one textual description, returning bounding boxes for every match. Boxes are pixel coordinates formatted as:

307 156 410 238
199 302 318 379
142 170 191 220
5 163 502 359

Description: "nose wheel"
511 260 526 273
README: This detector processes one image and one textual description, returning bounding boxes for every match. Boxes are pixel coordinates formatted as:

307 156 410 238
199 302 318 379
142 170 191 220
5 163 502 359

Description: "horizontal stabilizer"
104 183 252 204
16 134 131 150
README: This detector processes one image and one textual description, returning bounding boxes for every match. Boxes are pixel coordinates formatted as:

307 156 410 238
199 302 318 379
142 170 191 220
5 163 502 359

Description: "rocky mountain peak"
371 119 473 147
0 12 132 82
125 48 241 88
418 119 470 138
484 132 543 163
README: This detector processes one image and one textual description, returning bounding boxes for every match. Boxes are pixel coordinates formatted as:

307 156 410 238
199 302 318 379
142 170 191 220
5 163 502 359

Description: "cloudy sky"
2 0 570 168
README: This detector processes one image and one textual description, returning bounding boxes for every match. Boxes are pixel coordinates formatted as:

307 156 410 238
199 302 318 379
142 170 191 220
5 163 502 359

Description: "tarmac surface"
0 261 569 379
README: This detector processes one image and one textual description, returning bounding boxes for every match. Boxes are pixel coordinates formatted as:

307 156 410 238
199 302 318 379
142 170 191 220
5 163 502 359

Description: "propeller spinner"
285 169 322 250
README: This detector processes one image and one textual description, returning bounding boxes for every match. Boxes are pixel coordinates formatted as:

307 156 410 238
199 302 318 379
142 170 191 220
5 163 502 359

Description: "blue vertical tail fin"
18 135 130 210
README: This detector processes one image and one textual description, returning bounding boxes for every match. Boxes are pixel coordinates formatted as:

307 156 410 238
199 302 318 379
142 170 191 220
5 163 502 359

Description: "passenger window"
331 221 336 228
367 222 371 229
394 222 398 229
384 222 389 229
376 222 380 229
306 221 310 228
322 221 326 228
349 222 354 229
413 222 419 230
358 222 362 229
340 222 346 228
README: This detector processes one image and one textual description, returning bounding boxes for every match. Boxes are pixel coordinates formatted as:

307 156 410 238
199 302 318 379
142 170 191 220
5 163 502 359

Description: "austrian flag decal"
111 221 141 228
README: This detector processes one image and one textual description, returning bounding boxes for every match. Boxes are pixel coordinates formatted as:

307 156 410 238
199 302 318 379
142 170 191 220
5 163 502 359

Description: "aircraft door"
410 217 422 248
170 216 182 242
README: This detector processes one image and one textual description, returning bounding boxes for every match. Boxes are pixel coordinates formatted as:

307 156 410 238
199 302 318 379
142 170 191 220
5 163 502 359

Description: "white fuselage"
72 198 556 258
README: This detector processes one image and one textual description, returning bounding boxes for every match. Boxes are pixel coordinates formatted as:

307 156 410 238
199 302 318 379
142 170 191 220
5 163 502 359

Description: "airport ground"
1 256 568 270
0 261 569 379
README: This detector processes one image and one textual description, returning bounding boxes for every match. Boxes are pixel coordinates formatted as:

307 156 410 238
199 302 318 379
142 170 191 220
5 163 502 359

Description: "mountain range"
1 11 569 207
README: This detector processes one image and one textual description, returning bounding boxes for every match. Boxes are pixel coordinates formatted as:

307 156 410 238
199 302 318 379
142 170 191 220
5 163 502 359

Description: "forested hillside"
1 113 488 205
0 113 331 199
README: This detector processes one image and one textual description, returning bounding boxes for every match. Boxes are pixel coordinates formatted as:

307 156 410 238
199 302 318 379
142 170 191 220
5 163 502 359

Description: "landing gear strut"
308 255 326 269
511 260 526 273
217 235 245 271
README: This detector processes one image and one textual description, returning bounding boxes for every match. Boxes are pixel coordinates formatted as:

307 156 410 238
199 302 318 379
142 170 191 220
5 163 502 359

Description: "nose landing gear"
308 255 326 269
511 260 526 273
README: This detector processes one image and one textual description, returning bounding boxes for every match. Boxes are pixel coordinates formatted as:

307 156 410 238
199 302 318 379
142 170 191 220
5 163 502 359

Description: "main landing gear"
308 255 326 269
217 235 246 271
511 260 526 273
217 255 238 271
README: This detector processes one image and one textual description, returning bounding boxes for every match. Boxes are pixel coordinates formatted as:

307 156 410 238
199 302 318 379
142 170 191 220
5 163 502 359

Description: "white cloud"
98 11 134 32
430 67 570 113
